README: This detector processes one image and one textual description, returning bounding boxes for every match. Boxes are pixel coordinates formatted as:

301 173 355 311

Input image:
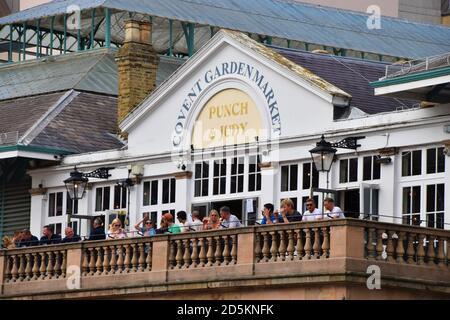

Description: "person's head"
65 227 75 238
43 225 54 238
281 199 295 215
192 210 201 221
306 198 317 212
21 230 32 240
324 198 335 211
2 236 12 248
13 231 23 241
220 206 231 220
144 220 154 230
263 203 274 215
177 211 187 223
93 218 103 229
161 213 174 228
110 219 122 232
209 210 219 223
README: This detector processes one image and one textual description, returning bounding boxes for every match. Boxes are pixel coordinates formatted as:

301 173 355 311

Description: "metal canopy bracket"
83 167 114 179
332 136 366 150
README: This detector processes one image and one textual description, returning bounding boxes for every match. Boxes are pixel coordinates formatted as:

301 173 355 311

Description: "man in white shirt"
176 211 193 233
190 210 204 232
302 198 323 221
324 198 346 219
219 206 242 229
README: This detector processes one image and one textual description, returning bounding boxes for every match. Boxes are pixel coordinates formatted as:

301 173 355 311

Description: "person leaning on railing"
219 206 242 229
61 227 82 244
135 215 156 236
88 218 106 241
203 210 221 231
323 198 345 219
39 225 62 246
17 230 40 247
261 203 277 225
156 213 181 235
302 198 324 222
275 199 303 224
107 219 128 240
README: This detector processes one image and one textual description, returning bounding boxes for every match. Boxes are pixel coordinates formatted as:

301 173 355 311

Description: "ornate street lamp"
64 167 113 201
309 135 365 188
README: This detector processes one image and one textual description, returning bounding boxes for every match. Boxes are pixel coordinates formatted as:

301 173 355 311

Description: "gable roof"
0 48 185 101
274 47 419 114
120 29 352 132
0 0 449 60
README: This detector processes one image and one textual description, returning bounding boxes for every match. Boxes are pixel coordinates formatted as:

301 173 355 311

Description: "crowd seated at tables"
1 198 345 249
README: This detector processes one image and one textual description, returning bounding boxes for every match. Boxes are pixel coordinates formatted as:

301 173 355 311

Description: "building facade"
24 29 450 240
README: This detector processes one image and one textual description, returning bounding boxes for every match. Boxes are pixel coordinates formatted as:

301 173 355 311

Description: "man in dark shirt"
61 227 82 244
39 225 62 245
88 218 106 241
18 230 40 247
275 198 303 224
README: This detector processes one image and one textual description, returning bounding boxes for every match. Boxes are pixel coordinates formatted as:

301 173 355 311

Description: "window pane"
95 188 102 212
437 213 445 229
437 148 445 173
312 165 319 189
290 165 298 191
56 192 63 216
249 174 256 192
412 186 421 214
437 184 445 212
373 156 381 180
230 176 237 194
257 174 262 191
202 179 209 197
281 166 289 192
238 158 245 174
349 158 358 182
49 193 55 217
220 177 226 195
213 178 219 195
114 185 121 209
427 185 436 213
170 178 176 203
427 213 435 229
162 179 170 204
143 182 150 206
203 162 209 178
231 158 237 175
402 187 411 215
340 160 348 183
66 192 72 215
402 152 411 177
363 157 372 181
151 181 158 205
103 187 110 211
195 180 201 197
412 150 422 176
73 198 78 215
195 163 202 179
427 149 436 174
214 161 220 177
55 223 62 236
238 176 244 193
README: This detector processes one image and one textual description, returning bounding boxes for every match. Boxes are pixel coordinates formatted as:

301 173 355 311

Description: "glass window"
302 163 319 190
48 192 63 217
66 192 78 215
231 157 244 194
114 185 128 210
95 187 110 212
402 151 422 177
340 158 358 183
195 162 209 197
427 148 445 174
402 186 421 226
48 193 55 217
426 184 445 229
363 156 381 181
213 159 227 195
249 155 262 192
162 178 176 204
281 164 298 192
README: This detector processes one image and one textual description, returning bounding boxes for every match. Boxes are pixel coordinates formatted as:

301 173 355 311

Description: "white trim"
374 75 450 96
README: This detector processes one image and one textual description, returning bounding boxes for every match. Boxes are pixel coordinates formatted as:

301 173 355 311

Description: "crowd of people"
1 198 344 249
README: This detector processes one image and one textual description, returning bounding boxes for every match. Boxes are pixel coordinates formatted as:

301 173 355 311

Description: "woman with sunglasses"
135 214 156 237
107 218 128 240
202 210 221 230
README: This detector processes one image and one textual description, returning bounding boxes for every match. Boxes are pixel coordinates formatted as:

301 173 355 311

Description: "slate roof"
274 46 419 114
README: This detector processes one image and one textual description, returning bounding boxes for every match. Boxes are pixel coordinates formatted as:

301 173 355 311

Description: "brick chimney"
116 20 159 130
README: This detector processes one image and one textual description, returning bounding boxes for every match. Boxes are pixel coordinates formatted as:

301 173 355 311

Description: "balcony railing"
1 219 450 299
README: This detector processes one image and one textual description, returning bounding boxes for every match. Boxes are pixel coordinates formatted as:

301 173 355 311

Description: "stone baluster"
386 231 395 262
168 241 176 269
406 233 416 264
109 246 117 274
254 233 262 263
199 238 207 267
88 248 96 275
131 244 139 272
321 227 330 259
54 251 62 278
47 251 55 279
437 237 446 267
82 249 89 276
366 228 376 260
116 245 124 273
376 229 385 260
223 236 231 265
206 237 215 266
24 253 32 281
313 228 321 259
270 231 278 262
39 252 47 279
124 244 132 273
279 231 287 261
191 238 199 267
4 256 12 282
11 255 19 282
61 251 67 278
417 234 426 265
183 239 192 268
32 252 39 280
175 240 184 269
145 243 152 271
138 243 145 271
18 254 26 281
95 247 103 275
286 230 295 261
262 232 270 262
296 229 304 260
231 235 237 264
304 229 312 260
427 236 436 266
103 246 111 275
214 236 223 266
396 232 406 263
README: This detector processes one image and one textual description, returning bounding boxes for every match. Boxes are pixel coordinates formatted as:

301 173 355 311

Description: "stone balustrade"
0 219 449 300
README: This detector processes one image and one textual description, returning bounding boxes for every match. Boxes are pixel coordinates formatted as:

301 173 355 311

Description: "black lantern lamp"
64 167 113 201
309 135 337 174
